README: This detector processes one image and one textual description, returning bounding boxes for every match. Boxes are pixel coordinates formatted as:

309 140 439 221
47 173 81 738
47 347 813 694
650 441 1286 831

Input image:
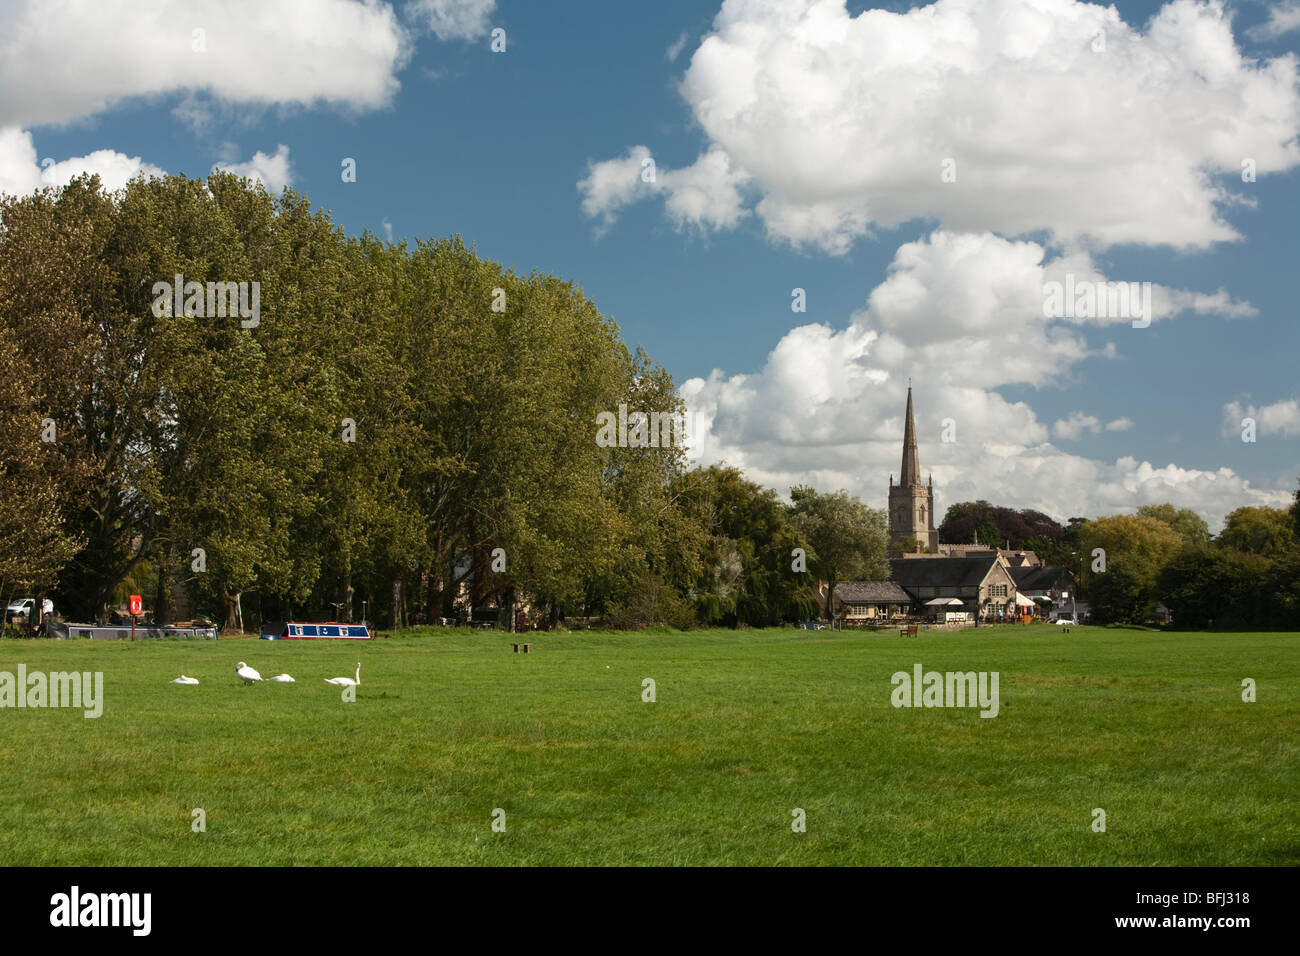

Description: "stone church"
887 387 939 553
827 385 1076 624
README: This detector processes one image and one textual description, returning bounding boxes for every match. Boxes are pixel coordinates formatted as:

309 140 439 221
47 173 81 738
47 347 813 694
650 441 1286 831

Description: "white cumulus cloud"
1053 412 1102 440
0 0 410 129
588 0 1300 252
0 0 419 199
213 145 294 194
1248 1 1300 40
1222 398 1300 438
579 145 750 235
0 127 165 197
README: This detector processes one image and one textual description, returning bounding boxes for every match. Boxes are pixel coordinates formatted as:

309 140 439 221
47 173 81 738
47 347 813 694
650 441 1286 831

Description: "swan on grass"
235 662 262 685
266 673 295 682
324 662 360 687
170 675 199 685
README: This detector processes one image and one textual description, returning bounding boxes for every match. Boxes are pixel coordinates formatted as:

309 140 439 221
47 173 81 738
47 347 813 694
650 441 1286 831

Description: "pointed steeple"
899 386 920 487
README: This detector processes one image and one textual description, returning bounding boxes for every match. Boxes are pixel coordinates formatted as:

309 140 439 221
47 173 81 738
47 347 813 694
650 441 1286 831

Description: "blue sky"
3 0 1298 530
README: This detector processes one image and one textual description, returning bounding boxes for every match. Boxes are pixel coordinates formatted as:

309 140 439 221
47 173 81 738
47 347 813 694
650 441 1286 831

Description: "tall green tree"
1137 503 1211 551
0 176 176 620
680 465 819 627
1081 514 1182 623
939 500 1064 550
0 324 83 615
1216 506 1296 558
790 486 888 624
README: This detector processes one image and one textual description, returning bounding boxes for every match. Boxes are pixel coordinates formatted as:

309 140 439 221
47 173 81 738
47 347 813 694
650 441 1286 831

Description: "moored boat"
259 621 371 640
45 620 219 640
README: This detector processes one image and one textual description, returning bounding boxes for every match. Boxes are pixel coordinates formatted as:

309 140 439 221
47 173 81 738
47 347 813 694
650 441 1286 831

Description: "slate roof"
834 581 913 604
1009 565 1071 592
888 554 1000 590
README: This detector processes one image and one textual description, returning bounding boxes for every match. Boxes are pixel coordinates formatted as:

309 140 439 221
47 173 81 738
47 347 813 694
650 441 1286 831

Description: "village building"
1008 564 1076 620
830 581 913 623
888 554 1022 623
823 386 1080 626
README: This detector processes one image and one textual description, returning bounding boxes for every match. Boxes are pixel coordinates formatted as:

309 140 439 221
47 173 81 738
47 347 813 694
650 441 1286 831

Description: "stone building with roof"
888 553 1021 622
830 580 914 623
1008 564 1076 619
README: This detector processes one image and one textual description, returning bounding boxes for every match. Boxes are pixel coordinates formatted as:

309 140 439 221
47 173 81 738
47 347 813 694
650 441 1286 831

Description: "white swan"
170 675 199 685
324 662 360 687
235 661 262 684
266 673 295 682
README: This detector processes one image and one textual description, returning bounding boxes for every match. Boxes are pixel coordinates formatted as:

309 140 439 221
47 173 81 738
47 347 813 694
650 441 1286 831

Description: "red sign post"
129 594 142 641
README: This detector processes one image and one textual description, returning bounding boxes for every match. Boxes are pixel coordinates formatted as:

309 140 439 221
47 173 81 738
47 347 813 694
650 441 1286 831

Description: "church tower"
888 386 939 553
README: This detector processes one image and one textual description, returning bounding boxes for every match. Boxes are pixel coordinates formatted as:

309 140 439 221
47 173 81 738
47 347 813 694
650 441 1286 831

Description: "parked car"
1053 617 1077 626
5 598 53 623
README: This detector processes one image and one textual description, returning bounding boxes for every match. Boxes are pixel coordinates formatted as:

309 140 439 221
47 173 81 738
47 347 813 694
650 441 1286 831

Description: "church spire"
899 386 920 487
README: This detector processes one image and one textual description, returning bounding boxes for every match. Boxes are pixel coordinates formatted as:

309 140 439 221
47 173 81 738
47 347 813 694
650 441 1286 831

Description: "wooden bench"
898 625 919 637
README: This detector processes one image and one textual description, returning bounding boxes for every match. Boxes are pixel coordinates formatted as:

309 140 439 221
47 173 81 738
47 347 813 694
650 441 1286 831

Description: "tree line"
938 497 1300 628
0 173 878 632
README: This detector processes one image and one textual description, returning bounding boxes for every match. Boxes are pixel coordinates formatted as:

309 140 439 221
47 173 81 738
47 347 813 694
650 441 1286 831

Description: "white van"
5 598 54 623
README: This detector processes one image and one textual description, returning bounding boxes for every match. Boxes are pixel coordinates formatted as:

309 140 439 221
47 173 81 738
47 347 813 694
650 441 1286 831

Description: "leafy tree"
1216 506 1296 558
1088 556 1157 625
1159 548 1275 630
679 465 818 626
0 176 174 620
1080 514 1182 623
1156 548 1218 629
1081 514 1183 569
1137 504 1211 551
790 486 888 624
0 324 83 617
938 500 999 547
939 500 1064 550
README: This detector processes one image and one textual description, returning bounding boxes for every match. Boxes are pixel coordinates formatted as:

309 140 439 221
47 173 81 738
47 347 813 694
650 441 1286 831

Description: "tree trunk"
223 591 243 633
391 574 404 630
154 556 171 625
343 560 353 623
469 524 490 607
425 559 444 626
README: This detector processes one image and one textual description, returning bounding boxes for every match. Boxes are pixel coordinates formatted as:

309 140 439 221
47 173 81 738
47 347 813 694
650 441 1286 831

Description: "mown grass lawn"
0 624 1295 866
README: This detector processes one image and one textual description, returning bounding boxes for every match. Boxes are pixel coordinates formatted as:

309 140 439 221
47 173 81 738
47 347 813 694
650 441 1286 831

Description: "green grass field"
0 625 1295 866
